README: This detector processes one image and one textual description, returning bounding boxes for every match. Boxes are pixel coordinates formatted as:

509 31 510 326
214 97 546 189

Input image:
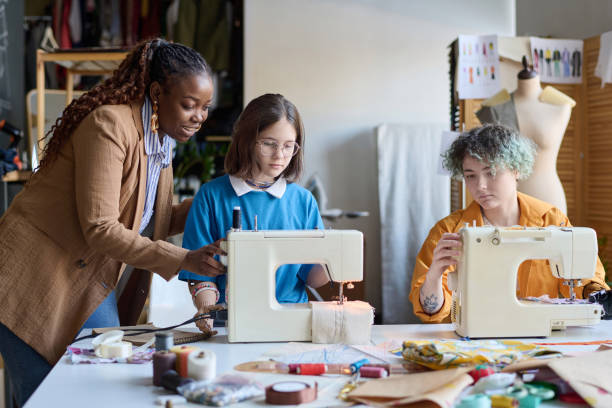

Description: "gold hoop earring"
151 100 159 134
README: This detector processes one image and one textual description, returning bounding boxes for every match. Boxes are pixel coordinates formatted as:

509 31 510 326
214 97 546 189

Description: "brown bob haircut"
224 93 305 182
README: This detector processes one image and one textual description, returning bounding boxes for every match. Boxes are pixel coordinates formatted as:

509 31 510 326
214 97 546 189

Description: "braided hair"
38 38 212 171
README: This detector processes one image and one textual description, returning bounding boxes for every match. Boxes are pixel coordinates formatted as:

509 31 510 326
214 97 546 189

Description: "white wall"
244 0 515 320
517 0 612 39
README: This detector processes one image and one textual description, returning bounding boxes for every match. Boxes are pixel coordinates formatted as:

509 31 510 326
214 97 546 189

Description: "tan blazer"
0 101 191 364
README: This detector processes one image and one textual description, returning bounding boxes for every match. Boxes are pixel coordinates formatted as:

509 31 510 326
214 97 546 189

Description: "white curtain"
377 123 450 323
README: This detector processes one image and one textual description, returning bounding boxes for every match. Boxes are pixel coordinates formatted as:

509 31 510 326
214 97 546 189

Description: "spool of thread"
96 341 132 358
232 206 241 230
489 395 518 408
170 345 199 377
160 370 194 393
518 395 542 408
456 394 491 408
153 351 177 386
187 350 216 381
359 366 388 378
363 363 409 375
296 364 326 376
350 358 369 374
155 332 174 351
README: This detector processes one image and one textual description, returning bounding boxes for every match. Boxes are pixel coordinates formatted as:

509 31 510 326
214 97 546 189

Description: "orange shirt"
409 192 609 323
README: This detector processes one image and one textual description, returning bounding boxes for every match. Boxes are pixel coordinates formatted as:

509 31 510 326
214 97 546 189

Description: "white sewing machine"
222 229 363 343
449 225 603 338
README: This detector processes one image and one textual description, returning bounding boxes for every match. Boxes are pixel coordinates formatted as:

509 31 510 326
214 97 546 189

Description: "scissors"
338 359 370 401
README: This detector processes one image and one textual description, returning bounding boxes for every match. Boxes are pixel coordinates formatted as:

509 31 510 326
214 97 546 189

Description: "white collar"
229 174 287 198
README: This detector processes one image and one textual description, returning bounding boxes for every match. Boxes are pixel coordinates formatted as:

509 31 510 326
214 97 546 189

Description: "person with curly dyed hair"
0 38 225 405
409 124 609 323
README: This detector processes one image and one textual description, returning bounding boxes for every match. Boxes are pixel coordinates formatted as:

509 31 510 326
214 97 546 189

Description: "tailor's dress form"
476 92 571 214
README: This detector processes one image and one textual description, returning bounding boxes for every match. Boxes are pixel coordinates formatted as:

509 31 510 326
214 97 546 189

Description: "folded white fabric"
311 301 374 345
595 30 612 87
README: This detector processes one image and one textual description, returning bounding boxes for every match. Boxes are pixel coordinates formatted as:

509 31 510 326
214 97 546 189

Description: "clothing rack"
34 48 128 162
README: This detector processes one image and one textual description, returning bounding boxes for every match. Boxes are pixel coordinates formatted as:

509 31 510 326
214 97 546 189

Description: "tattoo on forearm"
422 294 440 314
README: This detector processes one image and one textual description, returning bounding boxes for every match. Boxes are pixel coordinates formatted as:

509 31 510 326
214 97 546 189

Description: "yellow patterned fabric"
401 340 560 370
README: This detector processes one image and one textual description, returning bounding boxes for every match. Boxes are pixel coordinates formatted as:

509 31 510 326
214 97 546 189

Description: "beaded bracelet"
193 287 220 303
190 281 216 297
191 281 220 304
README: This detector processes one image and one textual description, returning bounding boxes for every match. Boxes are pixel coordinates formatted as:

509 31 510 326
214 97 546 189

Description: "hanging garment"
476 95 520 132
595 31 612 87
165 0 180 41
68 0 82 45
175 0 231 72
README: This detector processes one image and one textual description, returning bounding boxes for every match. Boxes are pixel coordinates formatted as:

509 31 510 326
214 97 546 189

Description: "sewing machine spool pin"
232 206 242 231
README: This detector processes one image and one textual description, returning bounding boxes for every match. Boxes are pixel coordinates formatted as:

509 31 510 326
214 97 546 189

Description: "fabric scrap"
311 300 374 345
400 339 560 370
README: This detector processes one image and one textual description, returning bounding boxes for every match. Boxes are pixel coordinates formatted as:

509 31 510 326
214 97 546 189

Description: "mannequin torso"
477 75 573 214
513 76 571 214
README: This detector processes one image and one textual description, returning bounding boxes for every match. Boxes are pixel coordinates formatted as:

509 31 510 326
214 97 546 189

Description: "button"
76 259 87 268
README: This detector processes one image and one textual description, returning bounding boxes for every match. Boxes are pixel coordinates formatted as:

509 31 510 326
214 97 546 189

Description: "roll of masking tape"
92 330 131 358
170 345 199 377
265 381 318 405
187 350 216 381
96 341 132 358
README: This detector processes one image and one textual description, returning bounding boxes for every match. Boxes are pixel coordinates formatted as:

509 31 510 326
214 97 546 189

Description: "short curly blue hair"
442 124 537 180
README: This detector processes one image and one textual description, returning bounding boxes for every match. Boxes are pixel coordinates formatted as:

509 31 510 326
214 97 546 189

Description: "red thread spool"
360 366 388 378
170 345 199 377
296 364 326 375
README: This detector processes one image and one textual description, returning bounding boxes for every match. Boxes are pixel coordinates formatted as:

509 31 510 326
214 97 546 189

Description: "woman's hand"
428 233 462 279
420 233 462 315
194 304 225 339
182 239 226 277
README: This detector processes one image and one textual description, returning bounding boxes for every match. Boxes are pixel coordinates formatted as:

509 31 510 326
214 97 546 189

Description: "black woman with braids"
0 39 226 406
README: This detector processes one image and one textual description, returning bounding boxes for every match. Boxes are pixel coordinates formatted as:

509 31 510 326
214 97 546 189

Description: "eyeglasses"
256 140 300 157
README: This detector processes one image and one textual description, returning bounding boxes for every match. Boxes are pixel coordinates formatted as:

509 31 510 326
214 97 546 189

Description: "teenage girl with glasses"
178 93 329 334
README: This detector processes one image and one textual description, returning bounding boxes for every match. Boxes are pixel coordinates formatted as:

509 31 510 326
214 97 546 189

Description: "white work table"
25 322 612 408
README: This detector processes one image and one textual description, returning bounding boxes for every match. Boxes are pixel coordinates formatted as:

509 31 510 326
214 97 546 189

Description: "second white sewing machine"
221 229 363 343
449 225 604 338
